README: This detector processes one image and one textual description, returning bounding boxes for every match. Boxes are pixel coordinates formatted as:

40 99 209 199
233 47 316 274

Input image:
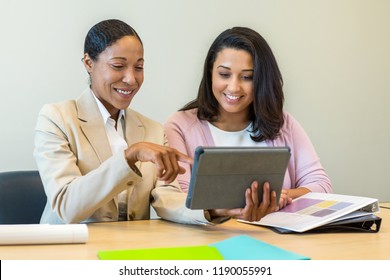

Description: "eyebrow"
217 65 254 72
110 57 144 62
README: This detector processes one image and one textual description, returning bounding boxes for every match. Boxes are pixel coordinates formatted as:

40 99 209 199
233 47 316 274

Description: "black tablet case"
185 146 291 209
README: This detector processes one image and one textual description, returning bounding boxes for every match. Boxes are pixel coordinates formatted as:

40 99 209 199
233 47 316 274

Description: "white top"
92 91 128 221
207 122 267 147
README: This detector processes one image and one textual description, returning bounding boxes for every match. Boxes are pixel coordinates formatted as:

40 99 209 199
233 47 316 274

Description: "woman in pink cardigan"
165 27 332 214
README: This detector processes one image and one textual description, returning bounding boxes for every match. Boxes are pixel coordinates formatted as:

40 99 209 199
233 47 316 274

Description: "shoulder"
35 100 79 137
127 108 163 129
280 111 301 133
274 111 311 146
37 89 95 128
270 111 301 143
39 99 77 120
39 89 91 119
165 108 199 128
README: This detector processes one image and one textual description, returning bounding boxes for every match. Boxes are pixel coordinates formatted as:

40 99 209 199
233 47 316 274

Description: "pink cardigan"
164 108 332 194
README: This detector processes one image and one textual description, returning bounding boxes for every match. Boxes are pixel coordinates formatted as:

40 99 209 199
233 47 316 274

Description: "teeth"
225 94 240 100
117 89 132 95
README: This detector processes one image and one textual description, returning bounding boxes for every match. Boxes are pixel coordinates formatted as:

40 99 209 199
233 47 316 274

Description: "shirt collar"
91 89 125 124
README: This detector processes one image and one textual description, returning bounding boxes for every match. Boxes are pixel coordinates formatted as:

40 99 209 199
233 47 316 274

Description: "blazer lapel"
123 109 145 146
77 89 112 163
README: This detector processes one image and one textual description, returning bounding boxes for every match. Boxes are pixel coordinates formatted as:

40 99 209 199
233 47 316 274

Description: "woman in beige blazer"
34 19 277 224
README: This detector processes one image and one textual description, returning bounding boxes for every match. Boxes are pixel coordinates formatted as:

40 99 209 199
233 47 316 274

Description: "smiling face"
211 48 254 123
83 35 144 119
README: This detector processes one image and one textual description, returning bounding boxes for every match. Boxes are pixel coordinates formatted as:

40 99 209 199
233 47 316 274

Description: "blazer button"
127 181 134 186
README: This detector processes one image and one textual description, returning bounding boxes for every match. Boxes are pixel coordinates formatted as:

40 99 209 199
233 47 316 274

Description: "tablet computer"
185 146 291 210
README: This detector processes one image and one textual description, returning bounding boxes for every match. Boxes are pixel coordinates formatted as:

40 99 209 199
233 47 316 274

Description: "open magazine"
239 192 381 233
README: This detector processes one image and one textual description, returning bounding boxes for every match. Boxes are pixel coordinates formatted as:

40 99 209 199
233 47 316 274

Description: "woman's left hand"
209 181 278 222
278 189 292 210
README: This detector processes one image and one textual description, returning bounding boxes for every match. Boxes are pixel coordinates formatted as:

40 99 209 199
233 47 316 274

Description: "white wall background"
0 0 389 201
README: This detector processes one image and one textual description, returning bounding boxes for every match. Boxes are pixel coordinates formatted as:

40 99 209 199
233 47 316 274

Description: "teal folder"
210 235 310 260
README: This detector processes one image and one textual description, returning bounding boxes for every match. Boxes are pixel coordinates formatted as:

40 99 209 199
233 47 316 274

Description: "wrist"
124 150 142 177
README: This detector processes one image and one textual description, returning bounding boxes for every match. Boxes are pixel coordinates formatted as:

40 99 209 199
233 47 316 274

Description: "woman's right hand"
125 142 193 184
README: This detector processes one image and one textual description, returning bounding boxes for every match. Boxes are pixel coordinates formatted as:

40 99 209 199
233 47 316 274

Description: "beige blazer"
34 89 209 225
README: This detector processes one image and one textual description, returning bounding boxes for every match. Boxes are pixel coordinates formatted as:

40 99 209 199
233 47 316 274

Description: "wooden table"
1 203 389 260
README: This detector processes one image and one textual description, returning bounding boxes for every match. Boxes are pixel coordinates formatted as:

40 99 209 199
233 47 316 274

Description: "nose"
227 76 241 93
122 69 137 85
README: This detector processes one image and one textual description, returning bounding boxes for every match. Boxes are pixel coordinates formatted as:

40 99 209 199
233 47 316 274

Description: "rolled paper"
0 224 88 245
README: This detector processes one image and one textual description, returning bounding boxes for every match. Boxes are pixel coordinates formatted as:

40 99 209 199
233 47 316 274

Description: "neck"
110 111 120 122
211 111 250 132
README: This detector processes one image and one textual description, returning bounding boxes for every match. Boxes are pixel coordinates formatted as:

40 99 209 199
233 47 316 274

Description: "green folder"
98 245 224 260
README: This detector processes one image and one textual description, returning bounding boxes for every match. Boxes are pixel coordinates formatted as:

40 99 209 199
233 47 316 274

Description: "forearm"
287 187 311 199
151 184 215 225
38 152 139 223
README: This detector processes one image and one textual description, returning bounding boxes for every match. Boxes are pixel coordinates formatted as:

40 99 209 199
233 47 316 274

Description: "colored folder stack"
98 235 309 260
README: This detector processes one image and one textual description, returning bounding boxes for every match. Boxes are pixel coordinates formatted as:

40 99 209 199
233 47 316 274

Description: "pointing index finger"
174 150 194 165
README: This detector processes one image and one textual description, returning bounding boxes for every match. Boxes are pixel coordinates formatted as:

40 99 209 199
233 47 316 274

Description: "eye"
111 64 124 70
242 75 253 81
135 65 144 72
218 72 230 78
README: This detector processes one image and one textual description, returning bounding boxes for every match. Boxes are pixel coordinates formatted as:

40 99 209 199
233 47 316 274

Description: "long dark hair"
181 27 284 141
84 19 142 61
